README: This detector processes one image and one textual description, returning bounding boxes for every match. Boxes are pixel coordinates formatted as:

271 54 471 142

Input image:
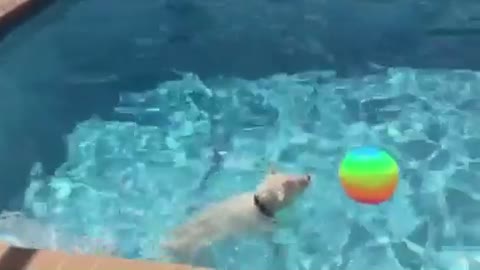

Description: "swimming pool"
10 68 478 269
0 0 480 269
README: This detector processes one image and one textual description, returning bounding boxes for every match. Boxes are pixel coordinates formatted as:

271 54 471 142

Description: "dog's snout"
298 174 311 186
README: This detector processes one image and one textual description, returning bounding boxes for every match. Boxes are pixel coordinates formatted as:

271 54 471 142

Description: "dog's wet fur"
162 167 311 264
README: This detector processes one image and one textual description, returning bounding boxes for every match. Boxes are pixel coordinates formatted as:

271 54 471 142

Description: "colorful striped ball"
339 147 399 204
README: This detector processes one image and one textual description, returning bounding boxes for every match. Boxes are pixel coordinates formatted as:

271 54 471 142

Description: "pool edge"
0 0 55 41
0 242 210 270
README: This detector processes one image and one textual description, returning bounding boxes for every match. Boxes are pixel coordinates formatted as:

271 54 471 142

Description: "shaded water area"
1 0 479 208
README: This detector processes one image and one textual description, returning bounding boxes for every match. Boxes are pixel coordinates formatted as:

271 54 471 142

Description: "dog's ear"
282 179 296 190
276 190 285 202
256 188 284 205
267 163 277 175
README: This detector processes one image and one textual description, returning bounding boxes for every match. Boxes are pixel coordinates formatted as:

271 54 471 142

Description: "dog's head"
254 167 311 214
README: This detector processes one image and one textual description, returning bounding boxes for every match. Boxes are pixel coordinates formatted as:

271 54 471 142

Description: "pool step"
0 242 209 270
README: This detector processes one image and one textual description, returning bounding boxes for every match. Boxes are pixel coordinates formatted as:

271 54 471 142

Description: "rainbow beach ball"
339 147 399 204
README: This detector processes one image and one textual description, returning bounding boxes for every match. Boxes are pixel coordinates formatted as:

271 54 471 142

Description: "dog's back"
163 192 269 260
162 168 311 263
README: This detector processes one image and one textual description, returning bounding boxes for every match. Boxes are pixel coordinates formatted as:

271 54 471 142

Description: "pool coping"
0 0 55 41
0 242 210 270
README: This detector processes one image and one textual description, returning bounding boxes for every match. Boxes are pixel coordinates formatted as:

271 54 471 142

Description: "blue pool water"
11 68 480 269
0 0 480 269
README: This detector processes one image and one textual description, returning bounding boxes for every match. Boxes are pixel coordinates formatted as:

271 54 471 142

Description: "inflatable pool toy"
339 146 399 204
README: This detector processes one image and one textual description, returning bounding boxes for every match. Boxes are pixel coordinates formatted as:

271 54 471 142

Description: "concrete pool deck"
0 0 30 16
0 0 54 40
0 242 210 270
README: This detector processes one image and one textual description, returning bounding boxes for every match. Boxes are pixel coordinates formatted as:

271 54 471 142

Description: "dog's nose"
299 174 311 186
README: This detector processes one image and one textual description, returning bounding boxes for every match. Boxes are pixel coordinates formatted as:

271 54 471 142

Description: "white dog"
162 167 311 264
